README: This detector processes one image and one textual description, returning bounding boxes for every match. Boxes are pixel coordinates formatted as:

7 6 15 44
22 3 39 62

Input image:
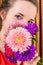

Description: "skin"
0 1 40 65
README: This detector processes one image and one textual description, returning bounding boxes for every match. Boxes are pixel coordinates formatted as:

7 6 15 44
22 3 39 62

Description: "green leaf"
31 37 37 44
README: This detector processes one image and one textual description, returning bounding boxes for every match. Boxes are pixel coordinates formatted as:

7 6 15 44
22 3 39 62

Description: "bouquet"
4 21 38 63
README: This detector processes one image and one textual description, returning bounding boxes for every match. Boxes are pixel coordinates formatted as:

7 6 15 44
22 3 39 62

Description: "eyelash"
15 15 23 20
28 19 34 23
28 21 31 23
28 20 32 23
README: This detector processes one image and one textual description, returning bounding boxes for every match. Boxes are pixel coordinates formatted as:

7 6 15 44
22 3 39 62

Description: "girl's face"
0 1 37 47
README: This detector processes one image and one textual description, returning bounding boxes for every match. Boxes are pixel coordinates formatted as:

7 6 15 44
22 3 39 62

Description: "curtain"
35 0 40 56
36 0 43 57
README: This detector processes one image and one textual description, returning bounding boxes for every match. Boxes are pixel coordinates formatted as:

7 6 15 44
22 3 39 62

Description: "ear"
0 9 6 21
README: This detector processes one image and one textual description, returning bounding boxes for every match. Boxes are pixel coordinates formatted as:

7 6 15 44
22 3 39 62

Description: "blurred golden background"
0 0 43 57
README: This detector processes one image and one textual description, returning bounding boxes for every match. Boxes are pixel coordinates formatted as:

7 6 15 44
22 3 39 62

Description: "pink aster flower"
6 27 32 52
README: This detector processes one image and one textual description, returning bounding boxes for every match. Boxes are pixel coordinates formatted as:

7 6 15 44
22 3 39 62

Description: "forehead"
9 1 37 19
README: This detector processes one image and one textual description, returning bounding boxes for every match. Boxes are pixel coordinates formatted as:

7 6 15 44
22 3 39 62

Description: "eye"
15 15 23 20
28 19 34 23
28 21 31 23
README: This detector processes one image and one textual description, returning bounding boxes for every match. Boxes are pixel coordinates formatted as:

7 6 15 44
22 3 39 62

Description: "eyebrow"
29 19 34 21
17 12 24 16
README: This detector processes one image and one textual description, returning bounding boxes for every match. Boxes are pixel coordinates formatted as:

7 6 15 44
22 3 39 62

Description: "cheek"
2 17 14 31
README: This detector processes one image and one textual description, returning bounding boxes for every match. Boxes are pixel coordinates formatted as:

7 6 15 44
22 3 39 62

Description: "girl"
0 0 40 65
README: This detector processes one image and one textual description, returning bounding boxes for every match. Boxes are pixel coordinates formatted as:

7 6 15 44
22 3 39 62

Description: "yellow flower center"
16 36 23 43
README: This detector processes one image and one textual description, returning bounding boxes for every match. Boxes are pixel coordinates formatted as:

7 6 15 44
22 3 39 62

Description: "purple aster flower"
14 44 36 62
25 22 38 36
5 44 36 63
